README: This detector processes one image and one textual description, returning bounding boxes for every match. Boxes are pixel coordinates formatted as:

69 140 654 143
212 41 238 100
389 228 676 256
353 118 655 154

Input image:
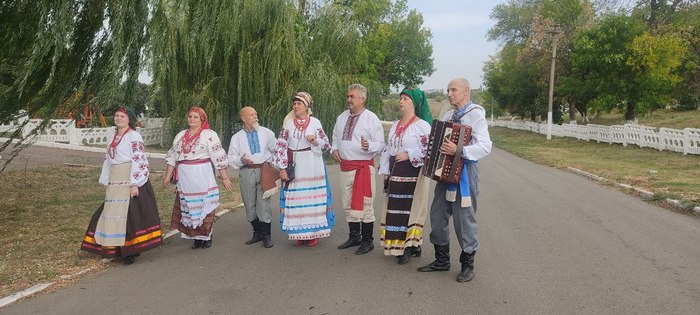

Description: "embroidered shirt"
228 126 276 170
330 109 385 161
378 119 431 175
441 102 492 161
272 117 330 169
98 130 150 187
166 129 229 170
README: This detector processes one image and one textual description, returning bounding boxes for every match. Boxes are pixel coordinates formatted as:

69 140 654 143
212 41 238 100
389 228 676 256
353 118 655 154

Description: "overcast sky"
406 0 507 91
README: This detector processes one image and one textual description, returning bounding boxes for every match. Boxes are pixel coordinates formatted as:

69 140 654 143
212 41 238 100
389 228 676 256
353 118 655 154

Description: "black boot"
191 239 203 249
201 236 213 249
337 222 362 249
261 222 273 248
355 222 374 255
397 246 422 265
456 251 475 283
417 244 451 272
122 254 137 265
245 219 262 245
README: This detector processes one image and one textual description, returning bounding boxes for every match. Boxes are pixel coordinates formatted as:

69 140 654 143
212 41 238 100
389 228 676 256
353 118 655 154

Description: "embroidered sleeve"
367 114 386 154
165 133 181 167
273 128 290 169
378 144 391 176
206 131 229 170
407 124 430 168
316 127 331 152
129 138 149 187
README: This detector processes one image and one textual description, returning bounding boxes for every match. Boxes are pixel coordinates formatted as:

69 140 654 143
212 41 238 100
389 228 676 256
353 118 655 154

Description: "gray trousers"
428 163 480 254
239 167 272 223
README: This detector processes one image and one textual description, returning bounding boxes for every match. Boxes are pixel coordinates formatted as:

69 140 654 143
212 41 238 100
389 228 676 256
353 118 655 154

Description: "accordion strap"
448 126 466 181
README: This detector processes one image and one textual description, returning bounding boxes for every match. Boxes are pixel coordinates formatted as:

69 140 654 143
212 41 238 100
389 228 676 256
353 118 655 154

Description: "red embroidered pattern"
342 113 360 141
108 128 131 159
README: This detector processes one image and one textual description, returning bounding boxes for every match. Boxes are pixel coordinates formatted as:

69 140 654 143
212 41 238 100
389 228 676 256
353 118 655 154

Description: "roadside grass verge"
579 108 700 129
0 166 241 298
490 127 700 210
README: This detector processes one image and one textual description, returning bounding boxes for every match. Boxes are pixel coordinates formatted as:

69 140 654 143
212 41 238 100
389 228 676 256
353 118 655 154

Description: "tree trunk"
625 101 637 122
569 101 577 124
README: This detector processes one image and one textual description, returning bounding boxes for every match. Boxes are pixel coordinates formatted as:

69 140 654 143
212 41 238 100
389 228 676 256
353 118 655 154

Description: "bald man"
417 78 492 283
228 107 278 248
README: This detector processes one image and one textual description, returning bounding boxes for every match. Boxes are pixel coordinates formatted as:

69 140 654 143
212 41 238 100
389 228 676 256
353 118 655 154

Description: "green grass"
0 167 241 297
490 127 700 209
579 108 700 129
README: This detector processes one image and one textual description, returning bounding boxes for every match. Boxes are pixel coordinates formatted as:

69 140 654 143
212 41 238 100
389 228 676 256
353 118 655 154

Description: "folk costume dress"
166 128 229 241
272 116 335 240
378 117 431 256
81 130 163 258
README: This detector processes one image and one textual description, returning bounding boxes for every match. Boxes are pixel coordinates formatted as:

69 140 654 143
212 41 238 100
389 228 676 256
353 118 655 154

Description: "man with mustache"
228 106 279 248
331 83 386 255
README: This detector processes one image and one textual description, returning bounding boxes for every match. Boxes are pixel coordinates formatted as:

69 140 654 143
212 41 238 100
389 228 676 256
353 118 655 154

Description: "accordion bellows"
423 119 472 183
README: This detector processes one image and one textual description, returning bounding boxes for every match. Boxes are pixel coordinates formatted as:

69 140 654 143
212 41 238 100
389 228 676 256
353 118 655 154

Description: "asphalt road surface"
2 146 699 314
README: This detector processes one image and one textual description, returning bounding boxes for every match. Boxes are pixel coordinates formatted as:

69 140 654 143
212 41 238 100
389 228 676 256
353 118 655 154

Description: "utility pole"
547 27 560 140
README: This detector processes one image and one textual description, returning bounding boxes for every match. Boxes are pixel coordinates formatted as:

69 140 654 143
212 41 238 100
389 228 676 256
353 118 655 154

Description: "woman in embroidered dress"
80 106 163 265
163 107 232 249
273 92 334 247
378 88 433 265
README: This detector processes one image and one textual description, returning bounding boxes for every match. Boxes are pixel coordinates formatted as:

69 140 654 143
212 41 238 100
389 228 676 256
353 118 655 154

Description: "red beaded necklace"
394 115 417 138
108 128 131 159
181 127 203 155
293 116 311 132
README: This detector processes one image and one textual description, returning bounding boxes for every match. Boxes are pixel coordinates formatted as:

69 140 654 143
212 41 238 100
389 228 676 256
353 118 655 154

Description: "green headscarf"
116 106 138 129
400 88 433 124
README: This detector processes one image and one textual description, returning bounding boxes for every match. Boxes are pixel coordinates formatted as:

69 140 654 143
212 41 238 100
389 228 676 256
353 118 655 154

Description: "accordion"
423 119 472 183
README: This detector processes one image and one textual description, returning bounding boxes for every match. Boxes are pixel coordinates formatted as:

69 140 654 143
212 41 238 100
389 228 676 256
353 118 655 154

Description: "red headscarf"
181 106 210 154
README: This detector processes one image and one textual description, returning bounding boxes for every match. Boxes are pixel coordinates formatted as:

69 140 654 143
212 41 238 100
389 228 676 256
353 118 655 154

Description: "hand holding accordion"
422 119 472 184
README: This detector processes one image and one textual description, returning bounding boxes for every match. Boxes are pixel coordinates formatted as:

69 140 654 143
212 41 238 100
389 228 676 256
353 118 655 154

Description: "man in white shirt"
417 78 492 283
228 107 278 248
331 84 386 255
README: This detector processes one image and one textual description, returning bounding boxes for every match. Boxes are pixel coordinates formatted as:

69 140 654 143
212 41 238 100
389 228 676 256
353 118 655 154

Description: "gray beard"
252 122 260 130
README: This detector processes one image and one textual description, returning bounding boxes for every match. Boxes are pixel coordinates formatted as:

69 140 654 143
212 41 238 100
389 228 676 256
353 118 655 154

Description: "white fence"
0 117 163 147
489 120 700 155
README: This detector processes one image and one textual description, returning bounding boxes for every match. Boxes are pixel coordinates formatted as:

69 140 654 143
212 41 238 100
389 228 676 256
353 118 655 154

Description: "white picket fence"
488 120 700 155
0 116 164 146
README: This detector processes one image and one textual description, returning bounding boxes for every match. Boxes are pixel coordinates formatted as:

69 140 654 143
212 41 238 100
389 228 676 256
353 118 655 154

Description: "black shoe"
245 232 262 245
417 261 451 272
337 236 362 249
457 265 475 282
355 240 374 255
122 255 136 265
338 222 361 249
398 247 419 265
201 239 212 249
262 234 273 248
191 240 203 249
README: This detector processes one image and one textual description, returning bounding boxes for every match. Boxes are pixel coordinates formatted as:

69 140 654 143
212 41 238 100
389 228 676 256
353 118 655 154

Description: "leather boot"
191 239 203 249
397 246 422 265
417 244 451 272
245 219 262 245
201 235 213 249
337 222 362 249
456 251 475 283
355 222 374 255
261 222 273 248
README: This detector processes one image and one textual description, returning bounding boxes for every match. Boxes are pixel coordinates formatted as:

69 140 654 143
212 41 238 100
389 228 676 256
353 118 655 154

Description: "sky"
406 0 507 91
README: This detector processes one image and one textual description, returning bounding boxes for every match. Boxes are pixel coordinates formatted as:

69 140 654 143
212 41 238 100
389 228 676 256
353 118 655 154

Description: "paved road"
3 146 700 314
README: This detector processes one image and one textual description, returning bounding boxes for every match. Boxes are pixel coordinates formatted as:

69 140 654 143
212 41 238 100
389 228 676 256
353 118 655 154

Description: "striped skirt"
380 160 430 256
81 164 162 258
279 150 334 240
170 159 219 240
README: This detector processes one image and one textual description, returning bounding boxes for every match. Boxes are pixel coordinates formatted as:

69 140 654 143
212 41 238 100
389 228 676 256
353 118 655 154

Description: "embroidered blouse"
98 130 149 187
272 116 330 169
228 126 276 170
330 109 385 161
165 129 229 170
378 119 431 175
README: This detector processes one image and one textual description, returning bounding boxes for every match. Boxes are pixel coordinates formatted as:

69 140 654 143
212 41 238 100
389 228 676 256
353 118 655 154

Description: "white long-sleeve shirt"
442 103 492 161
378 119 431 175
272 117 330 169
165 129 229 170
98 130 149 187
330 108 385 161
228 126 276 170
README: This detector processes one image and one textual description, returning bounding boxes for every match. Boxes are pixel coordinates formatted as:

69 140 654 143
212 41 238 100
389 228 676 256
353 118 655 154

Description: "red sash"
340 159 374 211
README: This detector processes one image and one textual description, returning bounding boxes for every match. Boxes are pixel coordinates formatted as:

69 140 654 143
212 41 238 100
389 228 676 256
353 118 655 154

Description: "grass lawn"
0 166 241 298
490 126 700 210
577 108 700 129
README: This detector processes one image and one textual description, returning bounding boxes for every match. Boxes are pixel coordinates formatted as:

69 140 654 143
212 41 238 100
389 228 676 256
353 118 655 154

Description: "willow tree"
0 0 148 169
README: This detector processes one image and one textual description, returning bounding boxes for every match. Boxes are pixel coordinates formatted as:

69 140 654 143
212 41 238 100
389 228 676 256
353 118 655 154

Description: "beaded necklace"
108 128 131 159
292 116 311 139
390 115 417 149
181 127 203 154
